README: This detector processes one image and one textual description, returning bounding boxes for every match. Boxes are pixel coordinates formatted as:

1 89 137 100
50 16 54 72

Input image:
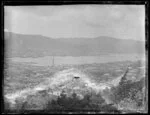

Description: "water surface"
9 54 145 66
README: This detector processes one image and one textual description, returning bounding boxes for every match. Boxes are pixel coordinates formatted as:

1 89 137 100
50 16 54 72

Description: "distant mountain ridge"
5 32 145 57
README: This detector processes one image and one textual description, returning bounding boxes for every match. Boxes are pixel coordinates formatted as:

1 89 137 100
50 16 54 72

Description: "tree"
119 67 129 86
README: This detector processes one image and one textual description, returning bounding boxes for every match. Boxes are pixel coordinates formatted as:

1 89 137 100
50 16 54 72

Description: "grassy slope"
4 60 146 113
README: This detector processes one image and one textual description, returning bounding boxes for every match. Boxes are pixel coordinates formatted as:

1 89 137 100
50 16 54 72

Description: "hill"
5 32 145 57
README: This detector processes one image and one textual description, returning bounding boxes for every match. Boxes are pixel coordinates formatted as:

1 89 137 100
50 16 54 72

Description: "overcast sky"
4 5 145 41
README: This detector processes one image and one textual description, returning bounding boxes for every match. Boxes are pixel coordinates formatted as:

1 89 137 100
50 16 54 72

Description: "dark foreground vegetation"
4 91 121 114
4 75 146 114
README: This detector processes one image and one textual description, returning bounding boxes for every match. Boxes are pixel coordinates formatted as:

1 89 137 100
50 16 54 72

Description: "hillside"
4 60 145 105
4 59 146 113
5 32 145 57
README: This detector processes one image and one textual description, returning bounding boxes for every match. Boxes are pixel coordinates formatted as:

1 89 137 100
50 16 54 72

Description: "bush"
5 90 119 113
46 91 119 112
4 99 10 110
110 75 145 110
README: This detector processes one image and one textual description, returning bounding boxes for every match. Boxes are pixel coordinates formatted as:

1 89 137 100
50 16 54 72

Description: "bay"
8 54 145 66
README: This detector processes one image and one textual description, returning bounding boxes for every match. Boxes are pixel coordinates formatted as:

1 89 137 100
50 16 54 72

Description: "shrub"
109 75 145 111
46 91 119 112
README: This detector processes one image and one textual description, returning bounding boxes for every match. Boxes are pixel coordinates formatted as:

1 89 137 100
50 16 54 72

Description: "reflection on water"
9 54 145 66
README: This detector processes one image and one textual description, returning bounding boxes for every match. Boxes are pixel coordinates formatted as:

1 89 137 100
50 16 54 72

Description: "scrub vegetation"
4 60 147 113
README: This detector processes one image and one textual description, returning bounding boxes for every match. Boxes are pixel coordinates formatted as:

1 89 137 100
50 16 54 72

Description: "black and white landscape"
4 5 147 113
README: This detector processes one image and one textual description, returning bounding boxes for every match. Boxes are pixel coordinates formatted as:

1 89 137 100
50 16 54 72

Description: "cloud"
4 5 145 41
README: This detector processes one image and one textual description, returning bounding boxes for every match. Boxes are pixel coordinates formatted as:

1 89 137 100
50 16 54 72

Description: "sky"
4 5 145 41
